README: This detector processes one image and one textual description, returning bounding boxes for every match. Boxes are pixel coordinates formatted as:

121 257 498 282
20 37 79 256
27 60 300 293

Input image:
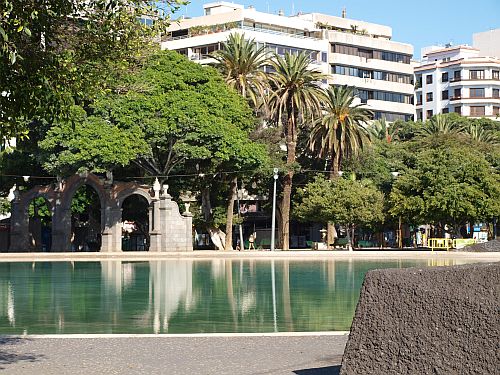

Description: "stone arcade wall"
340 262 500 375
8 174 193 252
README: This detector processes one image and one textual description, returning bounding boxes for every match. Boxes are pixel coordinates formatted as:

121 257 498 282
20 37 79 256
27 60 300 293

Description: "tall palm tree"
212 33 269 250
308 85 372 248
268 51 326 250
309 85 373 180
212 32 269 108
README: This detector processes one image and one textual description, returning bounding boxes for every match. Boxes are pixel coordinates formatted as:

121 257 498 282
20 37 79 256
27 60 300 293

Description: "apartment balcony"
449 78 500 86
450 96 500 102
163 25 321 42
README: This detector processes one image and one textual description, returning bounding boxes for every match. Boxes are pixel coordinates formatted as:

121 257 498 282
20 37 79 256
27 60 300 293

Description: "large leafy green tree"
0 0 187 139
95 50 268 250
295 175 384 248
38 106 148 175
268 52 325 250
389 140 500 236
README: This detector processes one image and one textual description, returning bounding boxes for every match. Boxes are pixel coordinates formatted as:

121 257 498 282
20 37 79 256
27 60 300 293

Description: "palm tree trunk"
280 116 296 250
224 177 238 251
326 150 341 247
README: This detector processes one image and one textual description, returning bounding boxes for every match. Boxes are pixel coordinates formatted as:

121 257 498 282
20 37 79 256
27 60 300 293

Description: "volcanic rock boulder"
340 262 500 375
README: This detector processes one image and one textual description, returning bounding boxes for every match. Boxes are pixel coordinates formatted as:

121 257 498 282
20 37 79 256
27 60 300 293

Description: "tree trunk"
201 187 212 222
202 186 227 251
327 151 341 248
280 146 296 250
327 223 336 248
224 177 238 251
209 227 226 251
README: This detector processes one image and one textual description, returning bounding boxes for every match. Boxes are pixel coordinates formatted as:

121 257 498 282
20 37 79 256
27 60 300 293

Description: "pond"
0 258 485 334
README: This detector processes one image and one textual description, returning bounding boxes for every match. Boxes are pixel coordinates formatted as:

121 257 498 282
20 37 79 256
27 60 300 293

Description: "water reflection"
0 258 483 334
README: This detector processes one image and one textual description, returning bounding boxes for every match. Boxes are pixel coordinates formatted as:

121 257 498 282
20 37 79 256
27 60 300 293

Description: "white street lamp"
271 168 279 251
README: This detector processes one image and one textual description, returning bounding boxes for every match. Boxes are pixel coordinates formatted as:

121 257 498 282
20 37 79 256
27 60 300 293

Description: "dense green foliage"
0 0 187 138
389 139 500 233
39 106 148 174
295 175 384 229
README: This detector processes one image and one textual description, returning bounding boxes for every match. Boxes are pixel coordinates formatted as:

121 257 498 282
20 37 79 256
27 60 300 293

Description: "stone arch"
114 184 153 252
51 173 110 252
59 174 108 212
9 185 56 252
115 184 153 209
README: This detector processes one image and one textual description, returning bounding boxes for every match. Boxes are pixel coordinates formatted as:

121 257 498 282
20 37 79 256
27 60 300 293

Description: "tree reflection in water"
0 258 473 334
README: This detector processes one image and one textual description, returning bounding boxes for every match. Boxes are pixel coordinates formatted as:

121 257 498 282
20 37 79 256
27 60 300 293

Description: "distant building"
473 28 500 59
162 1 415 122
414 45 500 121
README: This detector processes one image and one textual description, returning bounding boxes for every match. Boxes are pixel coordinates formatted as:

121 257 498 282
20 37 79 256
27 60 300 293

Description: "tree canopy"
0 0 187 138
295 175 384 229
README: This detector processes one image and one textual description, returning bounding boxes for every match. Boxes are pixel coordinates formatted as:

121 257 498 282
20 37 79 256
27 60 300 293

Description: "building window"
426 110 433 118
493 106 500 116
442 108 449 114
493 89 499 98
442 72 449 82
416 75 422 88
426 92 433 102
358 48 373 59
426 74 433 84
416 94 422 105
454 106 461 114
442 90 449 100
454 88 461 99
417 110 423 121
321 52 327 62
470 106 485 116
469 70 485 80
493 70 500 80
331 44 410 63
453 70 461 80
469 88 485 98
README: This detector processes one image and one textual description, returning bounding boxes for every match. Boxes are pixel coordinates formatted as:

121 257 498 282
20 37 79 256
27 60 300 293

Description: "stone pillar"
51 206 71 252
182 211 193 252
101 207 122 252
149 199 162 252
8 198 29 252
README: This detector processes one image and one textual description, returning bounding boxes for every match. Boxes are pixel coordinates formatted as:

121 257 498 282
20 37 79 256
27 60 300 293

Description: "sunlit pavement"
0 334 348 375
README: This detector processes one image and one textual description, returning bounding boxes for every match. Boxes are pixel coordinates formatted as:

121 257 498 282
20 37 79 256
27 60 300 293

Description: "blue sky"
177 0 500 58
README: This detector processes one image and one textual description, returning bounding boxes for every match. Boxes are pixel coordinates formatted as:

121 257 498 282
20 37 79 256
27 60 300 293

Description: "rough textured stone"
340 262 500 375
452 239 500 253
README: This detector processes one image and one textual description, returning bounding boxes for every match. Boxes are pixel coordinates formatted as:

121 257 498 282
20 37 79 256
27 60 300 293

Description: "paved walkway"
0 334 348 374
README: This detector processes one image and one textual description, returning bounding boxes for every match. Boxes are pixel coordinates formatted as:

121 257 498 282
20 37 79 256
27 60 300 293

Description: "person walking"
248 232 256 250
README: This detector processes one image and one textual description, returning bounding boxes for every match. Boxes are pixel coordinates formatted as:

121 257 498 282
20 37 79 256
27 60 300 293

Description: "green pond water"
0 258 483 334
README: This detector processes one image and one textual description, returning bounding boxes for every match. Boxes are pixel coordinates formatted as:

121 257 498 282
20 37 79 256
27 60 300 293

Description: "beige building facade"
162 2 415 122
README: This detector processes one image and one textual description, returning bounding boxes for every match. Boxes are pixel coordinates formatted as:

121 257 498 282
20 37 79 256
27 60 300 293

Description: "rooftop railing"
163 25 321 42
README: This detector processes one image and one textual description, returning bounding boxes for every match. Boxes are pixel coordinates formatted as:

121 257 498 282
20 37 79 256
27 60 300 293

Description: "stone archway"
121 194 151 251
53 173 109 252
9 174 193 252
9 186 56 252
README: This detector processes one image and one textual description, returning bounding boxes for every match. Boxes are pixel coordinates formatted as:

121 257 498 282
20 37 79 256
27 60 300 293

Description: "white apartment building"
415 45 500 121
162 2 415 122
